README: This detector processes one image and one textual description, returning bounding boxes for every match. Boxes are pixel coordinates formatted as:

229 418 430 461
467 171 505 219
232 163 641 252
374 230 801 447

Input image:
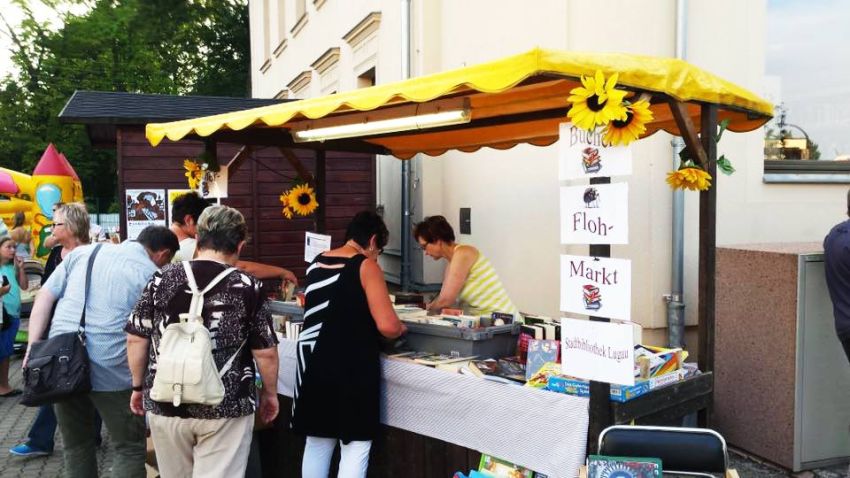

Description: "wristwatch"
132 385 144 392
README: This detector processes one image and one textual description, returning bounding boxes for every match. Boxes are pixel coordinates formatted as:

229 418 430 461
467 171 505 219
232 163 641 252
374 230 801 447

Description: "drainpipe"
400 0 412 291
666 0 687 348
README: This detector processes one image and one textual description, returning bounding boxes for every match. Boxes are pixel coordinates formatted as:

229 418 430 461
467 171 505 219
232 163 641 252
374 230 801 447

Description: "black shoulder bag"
21 244 103 407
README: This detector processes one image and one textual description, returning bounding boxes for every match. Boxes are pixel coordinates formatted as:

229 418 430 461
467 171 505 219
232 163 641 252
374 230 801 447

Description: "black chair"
588 425 738 477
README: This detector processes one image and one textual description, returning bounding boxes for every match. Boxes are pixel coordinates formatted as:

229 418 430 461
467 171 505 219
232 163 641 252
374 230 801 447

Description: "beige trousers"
148 413 254 478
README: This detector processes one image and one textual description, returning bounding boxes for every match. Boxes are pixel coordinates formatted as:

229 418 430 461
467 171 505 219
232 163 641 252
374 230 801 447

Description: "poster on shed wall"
125 189 166 240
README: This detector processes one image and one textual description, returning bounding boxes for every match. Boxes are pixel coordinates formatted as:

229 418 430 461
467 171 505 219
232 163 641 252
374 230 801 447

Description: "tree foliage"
0 0 250 210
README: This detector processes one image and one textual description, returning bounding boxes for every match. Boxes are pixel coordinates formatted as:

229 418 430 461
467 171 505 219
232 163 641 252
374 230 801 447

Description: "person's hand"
258 391 279 425
399 322 408 336
281 269 298 287
14 255 24 269
130 390 145 416
0 284 10 296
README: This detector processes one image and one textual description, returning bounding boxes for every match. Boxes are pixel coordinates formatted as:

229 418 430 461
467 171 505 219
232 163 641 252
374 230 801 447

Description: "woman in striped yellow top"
414 216 518 317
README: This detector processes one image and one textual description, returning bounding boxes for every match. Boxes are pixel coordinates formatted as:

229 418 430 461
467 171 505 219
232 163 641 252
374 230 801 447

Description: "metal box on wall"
715 244 850 471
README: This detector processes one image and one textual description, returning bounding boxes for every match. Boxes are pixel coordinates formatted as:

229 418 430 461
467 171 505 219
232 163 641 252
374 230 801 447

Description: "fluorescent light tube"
292 109 471 142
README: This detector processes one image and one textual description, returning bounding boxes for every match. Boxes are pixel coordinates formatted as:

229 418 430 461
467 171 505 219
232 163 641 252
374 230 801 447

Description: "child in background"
9 212 32 260
0 236 28 396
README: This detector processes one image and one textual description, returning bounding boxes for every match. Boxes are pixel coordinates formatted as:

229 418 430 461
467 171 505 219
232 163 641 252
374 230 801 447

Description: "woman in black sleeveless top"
291 211 405 477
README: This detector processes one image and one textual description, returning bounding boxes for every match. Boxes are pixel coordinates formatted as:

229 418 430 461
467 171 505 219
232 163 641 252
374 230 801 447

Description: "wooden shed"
59 90 376 280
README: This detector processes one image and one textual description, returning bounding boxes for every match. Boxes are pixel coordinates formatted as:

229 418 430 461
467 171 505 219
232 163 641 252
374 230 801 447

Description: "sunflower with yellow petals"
603 99 654 146
666 167 712 191
287 184 319 216
183 159 203 190
568 70 628 131
279 193 294 219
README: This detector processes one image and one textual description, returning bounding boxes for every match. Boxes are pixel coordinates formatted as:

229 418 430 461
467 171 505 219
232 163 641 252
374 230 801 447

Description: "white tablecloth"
277 339 589 478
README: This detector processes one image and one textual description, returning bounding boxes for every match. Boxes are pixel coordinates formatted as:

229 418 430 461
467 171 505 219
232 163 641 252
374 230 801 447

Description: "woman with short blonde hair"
57 204 90 245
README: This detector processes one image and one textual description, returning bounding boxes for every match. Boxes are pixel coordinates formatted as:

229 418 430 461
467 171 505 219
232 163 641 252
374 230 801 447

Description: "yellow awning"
146 48 773 158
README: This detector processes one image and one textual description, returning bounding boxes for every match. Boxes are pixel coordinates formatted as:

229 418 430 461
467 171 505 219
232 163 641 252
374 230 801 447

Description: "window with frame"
763 0 850 182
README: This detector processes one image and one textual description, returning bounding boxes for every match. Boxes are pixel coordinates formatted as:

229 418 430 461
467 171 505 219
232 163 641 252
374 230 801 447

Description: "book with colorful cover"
413 353 477 366
587 455 661 478
478 454 534 478
525 339 560 380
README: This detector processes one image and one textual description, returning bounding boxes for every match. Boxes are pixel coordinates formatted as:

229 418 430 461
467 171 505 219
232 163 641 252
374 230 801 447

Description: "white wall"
249 0 848 335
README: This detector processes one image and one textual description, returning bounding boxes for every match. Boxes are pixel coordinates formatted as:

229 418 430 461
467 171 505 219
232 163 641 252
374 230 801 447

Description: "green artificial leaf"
717 155 735 175
715 119 731 143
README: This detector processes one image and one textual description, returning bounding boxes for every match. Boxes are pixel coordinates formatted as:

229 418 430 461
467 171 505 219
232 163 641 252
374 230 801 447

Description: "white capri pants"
302 436 372 478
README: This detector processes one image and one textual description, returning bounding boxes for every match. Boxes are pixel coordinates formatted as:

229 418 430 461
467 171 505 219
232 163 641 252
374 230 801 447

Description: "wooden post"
315 149 327 234
698 104 718 426
586 176 612 455
698 106 718 372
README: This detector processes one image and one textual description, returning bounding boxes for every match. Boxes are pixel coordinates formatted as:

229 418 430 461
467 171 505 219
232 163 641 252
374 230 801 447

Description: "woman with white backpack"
126 205 279 477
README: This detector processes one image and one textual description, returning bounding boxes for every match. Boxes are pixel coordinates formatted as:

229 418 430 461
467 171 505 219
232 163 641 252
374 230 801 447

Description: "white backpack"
150 262 244 407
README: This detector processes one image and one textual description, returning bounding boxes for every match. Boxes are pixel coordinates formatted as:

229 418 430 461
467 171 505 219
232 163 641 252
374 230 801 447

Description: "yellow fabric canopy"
146 48 773 157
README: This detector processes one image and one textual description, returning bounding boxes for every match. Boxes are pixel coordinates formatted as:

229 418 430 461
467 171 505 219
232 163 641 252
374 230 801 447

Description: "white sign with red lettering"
561 317 635 386
560 182 628 244
560 255 631 321
558 123 632 180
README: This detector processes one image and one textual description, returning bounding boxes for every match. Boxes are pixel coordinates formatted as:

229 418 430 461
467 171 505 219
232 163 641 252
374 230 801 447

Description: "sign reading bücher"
561 317 635 386
558 123 632 180
560 255 631 321
560 182 628 244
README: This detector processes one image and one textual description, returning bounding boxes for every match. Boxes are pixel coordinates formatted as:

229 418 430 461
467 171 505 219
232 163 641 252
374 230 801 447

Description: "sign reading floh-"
561 317 635 386
560 182 628 244
560 255 631 321
558 123 633 180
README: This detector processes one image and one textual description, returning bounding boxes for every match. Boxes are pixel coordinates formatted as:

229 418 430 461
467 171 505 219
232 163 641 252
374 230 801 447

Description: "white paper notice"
558 123 632 180
125 189 166 240
560 255 631 320
200 165 228 199
560 182 628 244
305 232 332 263
561 317 635 386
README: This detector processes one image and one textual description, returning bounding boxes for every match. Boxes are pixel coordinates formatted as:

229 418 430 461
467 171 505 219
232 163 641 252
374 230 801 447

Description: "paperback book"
586 455 662 478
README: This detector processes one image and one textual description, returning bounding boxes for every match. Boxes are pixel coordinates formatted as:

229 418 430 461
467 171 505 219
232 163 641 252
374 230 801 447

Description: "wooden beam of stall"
697 104 718 427
668 99 709 169
278 147 315 184
226 145 253 177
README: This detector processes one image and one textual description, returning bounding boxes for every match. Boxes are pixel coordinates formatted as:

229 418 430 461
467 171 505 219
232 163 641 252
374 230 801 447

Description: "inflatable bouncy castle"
0 144 84 260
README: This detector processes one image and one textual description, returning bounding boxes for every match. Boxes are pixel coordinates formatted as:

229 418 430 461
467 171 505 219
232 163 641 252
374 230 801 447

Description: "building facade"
249 0 848 345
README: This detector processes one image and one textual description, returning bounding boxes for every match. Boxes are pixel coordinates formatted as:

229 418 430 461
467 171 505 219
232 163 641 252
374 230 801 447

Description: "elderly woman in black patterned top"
126 205 279 477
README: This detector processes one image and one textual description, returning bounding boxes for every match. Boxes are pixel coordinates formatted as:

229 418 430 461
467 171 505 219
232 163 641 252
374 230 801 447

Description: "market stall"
145 48 772 476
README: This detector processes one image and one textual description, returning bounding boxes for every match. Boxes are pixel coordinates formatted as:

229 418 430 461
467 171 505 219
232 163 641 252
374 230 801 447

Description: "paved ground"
1 353 849 477
0 356 117 477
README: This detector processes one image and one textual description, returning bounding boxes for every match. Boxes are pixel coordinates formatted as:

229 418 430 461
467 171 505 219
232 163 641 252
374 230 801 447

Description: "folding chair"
579 425 739 477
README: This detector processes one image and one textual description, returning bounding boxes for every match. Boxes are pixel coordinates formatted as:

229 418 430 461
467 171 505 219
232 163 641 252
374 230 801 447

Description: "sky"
766 0 850 158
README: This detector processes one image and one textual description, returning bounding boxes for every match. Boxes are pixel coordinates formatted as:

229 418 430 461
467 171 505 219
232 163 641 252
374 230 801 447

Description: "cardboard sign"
305 232 332 262
560 255 631 320
558 123 632 180
560 183 628 244
561 317 635 386
125 189 166 240
199 165 228 199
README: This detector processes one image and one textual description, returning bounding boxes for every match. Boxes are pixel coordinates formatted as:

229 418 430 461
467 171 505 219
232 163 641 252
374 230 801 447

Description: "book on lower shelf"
586 455 661 478
547 368 687 402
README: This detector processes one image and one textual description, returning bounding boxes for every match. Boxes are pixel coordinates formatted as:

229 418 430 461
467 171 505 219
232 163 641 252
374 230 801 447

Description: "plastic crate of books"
402 322 519 358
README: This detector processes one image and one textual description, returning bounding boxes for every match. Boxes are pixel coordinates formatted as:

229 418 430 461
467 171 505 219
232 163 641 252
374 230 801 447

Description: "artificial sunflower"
279 193 293 219
603 99 654 146
287 183 319 216
666 167 712 191
183 159 203 190
567 70 628 132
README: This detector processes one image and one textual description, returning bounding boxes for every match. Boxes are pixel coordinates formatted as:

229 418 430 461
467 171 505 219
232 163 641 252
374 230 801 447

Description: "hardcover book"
478 454 534 478
587 455 661 478
525 339 560 380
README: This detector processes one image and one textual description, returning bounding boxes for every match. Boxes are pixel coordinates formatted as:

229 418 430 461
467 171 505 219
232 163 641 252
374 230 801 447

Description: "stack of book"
583 284 602 310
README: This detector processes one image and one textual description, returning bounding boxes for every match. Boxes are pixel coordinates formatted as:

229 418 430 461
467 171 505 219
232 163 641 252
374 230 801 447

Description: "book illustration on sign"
583 187 600 208
582 147 602 173
583 284 602 310
586 455 662 478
